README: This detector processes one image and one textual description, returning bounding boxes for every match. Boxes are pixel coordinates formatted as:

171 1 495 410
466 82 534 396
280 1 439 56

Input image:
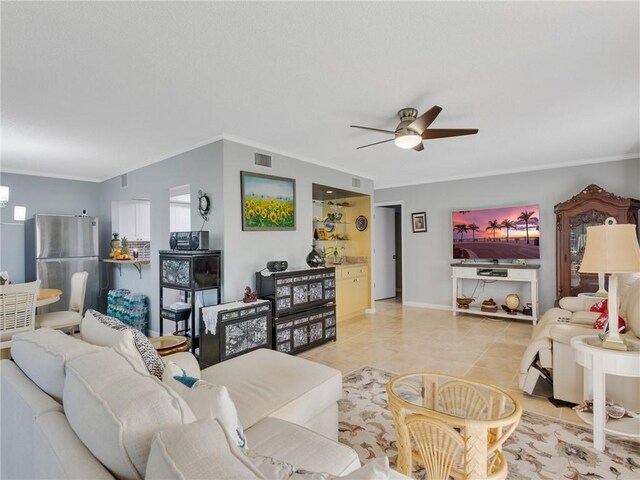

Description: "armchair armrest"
163 352 201 379
549 324 597 345
558 296 600 312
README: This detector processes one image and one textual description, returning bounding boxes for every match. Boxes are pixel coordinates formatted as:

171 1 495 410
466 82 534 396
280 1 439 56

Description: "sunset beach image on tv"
452 204 540 260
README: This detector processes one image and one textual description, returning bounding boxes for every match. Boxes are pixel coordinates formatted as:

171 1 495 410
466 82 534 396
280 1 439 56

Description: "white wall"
374 158 640 312
221 140 373 301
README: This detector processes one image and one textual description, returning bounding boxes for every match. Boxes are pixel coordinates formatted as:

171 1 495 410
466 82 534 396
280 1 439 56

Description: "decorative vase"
306 245 324 268
110 233 121 258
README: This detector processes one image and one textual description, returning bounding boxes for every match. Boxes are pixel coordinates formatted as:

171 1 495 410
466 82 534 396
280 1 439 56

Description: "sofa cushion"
145 418 264 480
64 349 196 480
81 309 164 379
244 450 388 479
201 349 342 430
162 361 246 448
34 411 114 480
1 359 64 480
11 327 104 403
245 417 361 476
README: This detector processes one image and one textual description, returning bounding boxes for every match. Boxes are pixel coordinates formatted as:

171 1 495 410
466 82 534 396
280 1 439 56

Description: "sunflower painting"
241 171 296 231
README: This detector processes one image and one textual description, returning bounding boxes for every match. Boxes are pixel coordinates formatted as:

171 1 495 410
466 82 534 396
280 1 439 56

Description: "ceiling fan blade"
413 142 424 152
422 128 478 139
356 138 395 149
350 125 396 135
408 106 442 134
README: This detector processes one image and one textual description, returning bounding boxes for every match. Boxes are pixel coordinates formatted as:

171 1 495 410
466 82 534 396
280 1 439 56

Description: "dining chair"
1 280 41 351
36 271 88 333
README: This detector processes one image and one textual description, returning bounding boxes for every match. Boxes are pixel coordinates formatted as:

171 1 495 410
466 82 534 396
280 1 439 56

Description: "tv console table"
451 263 540 325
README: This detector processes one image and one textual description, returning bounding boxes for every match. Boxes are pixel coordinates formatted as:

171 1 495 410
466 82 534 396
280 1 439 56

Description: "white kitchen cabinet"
136 201 151 240
113 200 151 241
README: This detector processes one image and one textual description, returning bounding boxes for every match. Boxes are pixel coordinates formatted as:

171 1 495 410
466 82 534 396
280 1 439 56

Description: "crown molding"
0 167 102 183
375 152 640 190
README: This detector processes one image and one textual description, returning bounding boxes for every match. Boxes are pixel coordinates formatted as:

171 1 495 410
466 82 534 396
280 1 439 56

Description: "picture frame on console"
412 212 427 233
241 171 296 231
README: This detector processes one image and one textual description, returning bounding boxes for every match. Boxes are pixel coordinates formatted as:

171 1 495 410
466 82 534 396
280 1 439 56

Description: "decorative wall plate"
198 189 211 221
355 215 368 231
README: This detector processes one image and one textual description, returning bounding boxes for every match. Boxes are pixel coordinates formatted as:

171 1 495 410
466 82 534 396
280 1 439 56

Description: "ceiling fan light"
394 134 422 149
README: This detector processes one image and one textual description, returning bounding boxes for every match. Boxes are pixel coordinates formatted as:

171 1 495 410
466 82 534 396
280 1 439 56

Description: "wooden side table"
386 372 521 480
571 335 640 451
149 335 189 357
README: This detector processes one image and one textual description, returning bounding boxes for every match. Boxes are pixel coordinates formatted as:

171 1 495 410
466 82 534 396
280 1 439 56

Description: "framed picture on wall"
241 171 296 231
412 212 427 233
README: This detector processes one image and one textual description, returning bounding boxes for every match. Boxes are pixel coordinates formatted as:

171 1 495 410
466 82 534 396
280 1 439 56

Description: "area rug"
338 366 640 480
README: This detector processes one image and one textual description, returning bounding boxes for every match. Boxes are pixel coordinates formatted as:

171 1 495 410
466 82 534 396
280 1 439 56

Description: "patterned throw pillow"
162 362 247 449
593 313 627 333
83 309 164 379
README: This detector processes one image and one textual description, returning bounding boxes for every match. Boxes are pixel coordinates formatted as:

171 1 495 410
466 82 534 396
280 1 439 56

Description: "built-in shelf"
102 259 150 279
453 306 534 322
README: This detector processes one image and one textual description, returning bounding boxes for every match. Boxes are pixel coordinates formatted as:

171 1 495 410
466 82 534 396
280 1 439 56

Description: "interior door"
374 207 396 300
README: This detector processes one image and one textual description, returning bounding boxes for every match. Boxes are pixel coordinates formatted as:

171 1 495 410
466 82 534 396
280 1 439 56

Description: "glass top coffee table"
149 335 189 357
386 372 522 480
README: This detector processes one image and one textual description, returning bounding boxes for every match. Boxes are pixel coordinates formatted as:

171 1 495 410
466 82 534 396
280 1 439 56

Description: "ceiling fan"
350 106 478 151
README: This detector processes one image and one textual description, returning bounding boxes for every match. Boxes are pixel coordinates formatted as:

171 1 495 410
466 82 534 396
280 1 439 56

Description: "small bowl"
456 297 473 309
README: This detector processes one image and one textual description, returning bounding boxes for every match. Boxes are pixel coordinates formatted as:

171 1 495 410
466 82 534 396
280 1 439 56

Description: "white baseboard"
148 329 159 338
402 301 452 311
365 308 376 314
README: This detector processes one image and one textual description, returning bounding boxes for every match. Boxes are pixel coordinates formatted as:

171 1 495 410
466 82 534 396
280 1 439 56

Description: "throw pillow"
162 361 247 448
81 309 164 379
146 418 264 480
593 313 627 333
10 327 104 403
590 299 608 314
64 349 196 480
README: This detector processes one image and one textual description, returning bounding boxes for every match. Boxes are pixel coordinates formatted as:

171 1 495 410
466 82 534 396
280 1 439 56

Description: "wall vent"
351 177 361 188
121 174 128 188
254 153 272 168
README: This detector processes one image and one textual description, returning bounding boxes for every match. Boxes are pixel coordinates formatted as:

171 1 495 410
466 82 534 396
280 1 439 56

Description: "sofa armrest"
549 324 597 345
163 352 201 379
558 296 599 312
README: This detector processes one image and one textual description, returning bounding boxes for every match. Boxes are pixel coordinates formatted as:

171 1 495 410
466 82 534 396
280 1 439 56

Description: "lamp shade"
579 222 640 273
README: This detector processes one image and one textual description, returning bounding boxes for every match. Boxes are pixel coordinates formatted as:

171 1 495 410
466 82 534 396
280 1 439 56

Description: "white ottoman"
200 349 342 440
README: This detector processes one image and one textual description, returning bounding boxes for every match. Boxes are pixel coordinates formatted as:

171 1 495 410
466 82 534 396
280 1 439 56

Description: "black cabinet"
199 300 272 368
273 305 336 354
257 267 337 355
159 250 222 355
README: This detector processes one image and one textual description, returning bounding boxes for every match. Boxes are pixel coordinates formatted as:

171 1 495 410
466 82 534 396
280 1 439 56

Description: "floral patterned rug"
338 366 640 479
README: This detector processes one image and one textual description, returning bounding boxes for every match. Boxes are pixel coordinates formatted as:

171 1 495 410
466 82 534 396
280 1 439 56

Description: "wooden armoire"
554 184 640 302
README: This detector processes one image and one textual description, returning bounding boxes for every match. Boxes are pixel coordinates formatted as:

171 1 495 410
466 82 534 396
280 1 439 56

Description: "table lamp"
579 217 640 350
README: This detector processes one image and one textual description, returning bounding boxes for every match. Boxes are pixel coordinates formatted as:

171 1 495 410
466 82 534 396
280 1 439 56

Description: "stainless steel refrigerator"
25 215 99 314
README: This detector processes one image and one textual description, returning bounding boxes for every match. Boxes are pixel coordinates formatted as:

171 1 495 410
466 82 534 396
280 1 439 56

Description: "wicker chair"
0 280 41 350
387 373 522 480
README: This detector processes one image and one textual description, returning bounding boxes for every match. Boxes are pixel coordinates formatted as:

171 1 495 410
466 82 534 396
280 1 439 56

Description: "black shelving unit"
159 250 222 355
256 266 337 355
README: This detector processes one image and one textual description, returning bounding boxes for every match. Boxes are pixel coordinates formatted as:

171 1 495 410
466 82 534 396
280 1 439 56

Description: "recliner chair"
519 273 640 411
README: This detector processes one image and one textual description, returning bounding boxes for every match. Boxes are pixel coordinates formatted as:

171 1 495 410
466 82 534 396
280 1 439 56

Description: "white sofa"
1 325 408 479
519 273 640 410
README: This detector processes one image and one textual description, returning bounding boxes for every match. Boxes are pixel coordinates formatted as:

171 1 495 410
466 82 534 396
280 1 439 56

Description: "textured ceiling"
2 1 638 187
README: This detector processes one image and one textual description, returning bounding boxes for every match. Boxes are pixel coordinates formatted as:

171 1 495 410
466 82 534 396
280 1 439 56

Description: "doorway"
374 203 403 302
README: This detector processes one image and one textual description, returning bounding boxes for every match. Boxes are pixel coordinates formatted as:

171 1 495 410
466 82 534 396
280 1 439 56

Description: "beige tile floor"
300 298 584 425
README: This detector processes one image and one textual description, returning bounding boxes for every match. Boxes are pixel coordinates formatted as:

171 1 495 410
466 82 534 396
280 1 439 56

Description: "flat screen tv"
452 204 540 260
